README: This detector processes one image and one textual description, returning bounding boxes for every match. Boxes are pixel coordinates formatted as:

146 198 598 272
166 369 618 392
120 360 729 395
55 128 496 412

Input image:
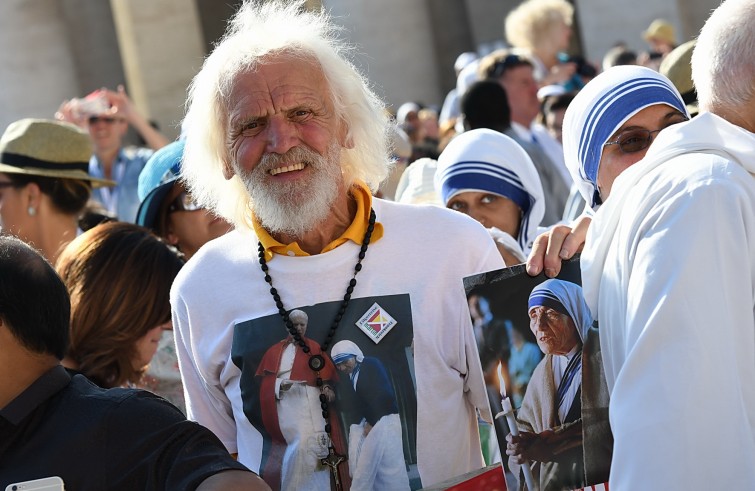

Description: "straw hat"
0 119 114 187
643 19 676 46
660 40 698 116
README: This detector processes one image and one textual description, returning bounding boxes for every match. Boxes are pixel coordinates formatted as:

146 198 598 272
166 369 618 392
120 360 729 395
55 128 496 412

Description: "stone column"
110 0 206 140
61 0 126 94
425 0 476 96
574 0 719 66
323 0 443 111
0 0 80 130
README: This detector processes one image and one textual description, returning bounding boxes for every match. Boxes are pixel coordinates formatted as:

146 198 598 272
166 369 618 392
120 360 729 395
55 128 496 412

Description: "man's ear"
221 157 236 180
166 231 180 247
338 119 354 149
164 219 180 247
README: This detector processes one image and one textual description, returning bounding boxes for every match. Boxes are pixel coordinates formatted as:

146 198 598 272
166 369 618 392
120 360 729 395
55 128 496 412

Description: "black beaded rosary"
257 208 376 489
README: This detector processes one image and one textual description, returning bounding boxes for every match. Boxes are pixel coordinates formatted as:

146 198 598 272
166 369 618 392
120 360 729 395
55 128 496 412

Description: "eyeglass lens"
171 191 202 212
616 129 656 153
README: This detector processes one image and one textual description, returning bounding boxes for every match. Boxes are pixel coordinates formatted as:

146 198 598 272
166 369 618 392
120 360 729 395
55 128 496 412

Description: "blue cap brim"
136 178 177 231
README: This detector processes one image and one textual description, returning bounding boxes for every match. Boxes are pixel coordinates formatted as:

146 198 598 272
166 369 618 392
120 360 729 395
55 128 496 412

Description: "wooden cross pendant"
321 445 347 491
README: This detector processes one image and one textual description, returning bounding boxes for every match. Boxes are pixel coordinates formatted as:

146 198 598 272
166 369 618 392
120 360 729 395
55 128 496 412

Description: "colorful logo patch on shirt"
355 302 397 344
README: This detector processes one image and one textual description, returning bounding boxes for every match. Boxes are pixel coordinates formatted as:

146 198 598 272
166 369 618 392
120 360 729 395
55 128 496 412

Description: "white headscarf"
330 340 364 364
435 129 545 253
562 65 689 209
394 158 442 205
396 102 420 125
528 278 593 342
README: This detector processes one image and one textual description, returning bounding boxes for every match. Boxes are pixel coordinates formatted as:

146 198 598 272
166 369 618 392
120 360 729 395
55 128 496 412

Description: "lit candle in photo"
496 363 537 491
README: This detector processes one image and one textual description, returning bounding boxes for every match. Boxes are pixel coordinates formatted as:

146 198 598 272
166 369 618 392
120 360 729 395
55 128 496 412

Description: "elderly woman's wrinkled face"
336 356 357 374
446 191 522 237
529 305 580 355
597 104 687 201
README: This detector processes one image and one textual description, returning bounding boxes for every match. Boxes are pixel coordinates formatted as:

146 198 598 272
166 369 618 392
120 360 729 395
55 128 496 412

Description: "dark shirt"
352 357 398 426
0 366 249 490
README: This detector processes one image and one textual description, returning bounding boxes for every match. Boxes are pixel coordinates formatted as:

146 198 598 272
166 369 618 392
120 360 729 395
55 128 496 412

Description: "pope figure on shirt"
255 309 346 491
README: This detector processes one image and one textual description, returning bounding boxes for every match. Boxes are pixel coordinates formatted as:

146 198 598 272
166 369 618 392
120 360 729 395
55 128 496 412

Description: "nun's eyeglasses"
603 128 664 154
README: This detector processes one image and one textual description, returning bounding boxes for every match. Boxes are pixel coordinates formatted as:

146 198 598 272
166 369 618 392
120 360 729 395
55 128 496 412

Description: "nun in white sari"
435 128 545 265
526 65 690 277
578 6 755 488
562 65 689 211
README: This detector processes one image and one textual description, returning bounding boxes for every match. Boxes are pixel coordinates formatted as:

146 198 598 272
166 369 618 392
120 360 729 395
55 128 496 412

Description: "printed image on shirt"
463 256 612 491
231 293 419 491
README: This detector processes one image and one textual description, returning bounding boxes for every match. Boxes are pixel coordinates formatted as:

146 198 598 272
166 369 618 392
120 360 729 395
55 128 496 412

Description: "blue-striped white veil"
562 66 689 209
435 129 545 253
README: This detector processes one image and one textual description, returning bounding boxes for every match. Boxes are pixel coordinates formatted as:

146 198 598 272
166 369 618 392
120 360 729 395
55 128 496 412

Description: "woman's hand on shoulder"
526 215 592 277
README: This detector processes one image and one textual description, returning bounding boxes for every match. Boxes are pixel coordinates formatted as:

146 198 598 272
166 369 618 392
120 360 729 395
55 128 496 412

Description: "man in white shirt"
171 2 504 490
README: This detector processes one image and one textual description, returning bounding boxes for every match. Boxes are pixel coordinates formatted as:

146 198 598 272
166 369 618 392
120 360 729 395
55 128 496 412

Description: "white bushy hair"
181 0 390 230
504 0 573 52
692 0 755 114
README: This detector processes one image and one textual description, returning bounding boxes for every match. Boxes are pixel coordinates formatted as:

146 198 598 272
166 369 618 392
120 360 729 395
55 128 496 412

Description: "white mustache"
257 146 322 172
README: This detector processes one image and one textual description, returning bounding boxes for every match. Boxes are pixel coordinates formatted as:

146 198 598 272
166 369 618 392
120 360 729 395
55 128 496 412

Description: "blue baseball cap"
136 140 184 231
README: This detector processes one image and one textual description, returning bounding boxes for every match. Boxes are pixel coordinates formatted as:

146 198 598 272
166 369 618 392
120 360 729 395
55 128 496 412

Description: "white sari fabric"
582 112 755 489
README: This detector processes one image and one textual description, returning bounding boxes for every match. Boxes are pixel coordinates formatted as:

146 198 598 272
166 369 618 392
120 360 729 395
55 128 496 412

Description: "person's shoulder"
374 198 500 267
172 228 253 294
362 356 384 369
69 374 179 408
195 227 252 259
63 375 186 427
120 145 154 163
646 151 755 200
376 197 489 236
65 376 250 487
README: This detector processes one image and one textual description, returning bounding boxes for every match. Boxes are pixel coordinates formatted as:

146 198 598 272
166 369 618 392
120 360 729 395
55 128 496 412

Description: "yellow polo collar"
253 181 383 261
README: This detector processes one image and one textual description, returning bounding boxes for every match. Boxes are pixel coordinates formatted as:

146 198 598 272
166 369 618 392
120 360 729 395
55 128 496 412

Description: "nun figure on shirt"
435 128 545 266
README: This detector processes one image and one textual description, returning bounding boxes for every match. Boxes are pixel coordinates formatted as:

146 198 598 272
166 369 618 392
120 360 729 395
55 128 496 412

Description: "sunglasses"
490 54 526 79
604 117 688 154
88 116 124 125
168 191 203 213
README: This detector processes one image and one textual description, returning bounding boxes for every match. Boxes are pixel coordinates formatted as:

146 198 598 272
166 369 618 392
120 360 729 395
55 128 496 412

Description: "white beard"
238 143 343 237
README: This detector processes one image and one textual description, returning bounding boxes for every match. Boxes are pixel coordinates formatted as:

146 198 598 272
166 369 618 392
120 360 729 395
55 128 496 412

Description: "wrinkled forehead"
226 50 330 97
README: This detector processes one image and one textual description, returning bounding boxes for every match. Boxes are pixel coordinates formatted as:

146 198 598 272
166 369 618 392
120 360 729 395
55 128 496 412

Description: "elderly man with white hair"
330 341 409 491
170 1 503 490
579 0 755 488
